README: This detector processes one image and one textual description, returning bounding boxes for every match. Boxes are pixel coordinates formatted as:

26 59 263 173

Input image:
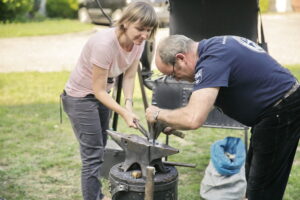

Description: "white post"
38 0 47 16
276 0 293 12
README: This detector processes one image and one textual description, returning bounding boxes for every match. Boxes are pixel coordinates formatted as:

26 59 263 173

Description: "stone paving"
0 13 299 73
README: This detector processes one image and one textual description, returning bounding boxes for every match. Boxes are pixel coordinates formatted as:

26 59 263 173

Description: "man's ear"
175 53 185 61
175 53 186 67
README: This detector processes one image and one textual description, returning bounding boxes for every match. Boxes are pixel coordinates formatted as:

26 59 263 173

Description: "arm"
92 64 138 128
122 59 139 112
146 87 219 130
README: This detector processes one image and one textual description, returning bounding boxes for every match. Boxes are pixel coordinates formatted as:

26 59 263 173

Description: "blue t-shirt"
193 36 295 126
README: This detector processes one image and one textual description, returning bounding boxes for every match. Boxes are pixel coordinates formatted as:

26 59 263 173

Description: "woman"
61 2 158 200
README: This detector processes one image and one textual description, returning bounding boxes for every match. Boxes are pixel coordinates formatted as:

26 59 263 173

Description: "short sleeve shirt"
65 27 145 97
193 36 295 126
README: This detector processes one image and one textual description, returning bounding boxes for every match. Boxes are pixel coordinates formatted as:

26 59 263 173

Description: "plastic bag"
211 137 246 176
200 137 247 200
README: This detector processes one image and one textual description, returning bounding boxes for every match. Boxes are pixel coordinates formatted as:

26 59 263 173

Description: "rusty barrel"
109 163 178 200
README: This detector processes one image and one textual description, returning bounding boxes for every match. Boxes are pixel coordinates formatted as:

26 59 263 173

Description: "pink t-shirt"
65 27 145 97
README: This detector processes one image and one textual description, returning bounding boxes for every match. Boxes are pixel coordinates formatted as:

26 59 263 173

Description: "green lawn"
0 19 94 38
0 66 299 199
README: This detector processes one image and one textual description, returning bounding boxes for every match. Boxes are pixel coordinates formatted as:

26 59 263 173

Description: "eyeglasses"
171 61 176 78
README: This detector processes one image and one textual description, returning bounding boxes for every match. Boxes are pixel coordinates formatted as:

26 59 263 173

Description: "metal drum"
169 0 258 41
109 163 178 200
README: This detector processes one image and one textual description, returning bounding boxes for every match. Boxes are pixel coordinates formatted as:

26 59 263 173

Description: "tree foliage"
0 0 34 22
46 0 78 19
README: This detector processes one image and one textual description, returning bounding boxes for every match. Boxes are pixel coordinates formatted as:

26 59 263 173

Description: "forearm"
92 64 138 128
157 107 204 130
95 90 127 117
122 75 135 110
95 90 138 128
92 65 128 117
146 88 219 130
122 60 139 111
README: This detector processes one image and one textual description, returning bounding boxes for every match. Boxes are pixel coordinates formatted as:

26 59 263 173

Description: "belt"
273 81 300 107
62 90 95 98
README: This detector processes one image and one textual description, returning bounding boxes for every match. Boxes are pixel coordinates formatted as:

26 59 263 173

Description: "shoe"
102 196 111 200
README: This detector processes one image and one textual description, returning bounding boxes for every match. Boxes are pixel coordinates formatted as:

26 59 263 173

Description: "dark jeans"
61 92 110 200
246 87 300 200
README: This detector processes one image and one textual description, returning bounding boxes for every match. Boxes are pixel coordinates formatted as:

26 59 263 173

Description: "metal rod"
138 64 153 133
244 127 249 153
165 135 169 161
112 74 123 131
138 63 149 110
163 161 197 168
144 166 155 200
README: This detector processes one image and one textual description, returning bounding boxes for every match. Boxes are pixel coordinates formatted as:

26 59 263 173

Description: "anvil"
107 129 179 177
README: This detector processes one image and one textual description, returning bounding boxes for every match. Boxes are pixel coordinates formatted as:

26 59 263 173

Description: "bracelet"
125 98 133 106
153 110 161 121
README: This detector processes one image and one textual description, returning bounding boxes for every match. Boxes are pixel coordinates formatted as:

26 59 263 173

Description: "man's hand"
146 105 161 123
162 126 174 134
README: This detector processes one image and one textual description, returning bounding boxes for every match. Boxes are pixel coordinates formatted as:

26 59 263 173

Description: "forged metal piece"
151 122 165 140
107 130 179 177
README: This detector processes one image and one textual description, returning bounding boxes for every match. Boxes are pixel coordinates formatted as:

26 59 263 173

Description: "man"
145 35 300 200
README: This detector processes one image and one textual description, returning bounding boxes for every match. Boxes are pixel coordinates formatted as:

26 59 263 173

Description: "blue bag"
211 137 246 176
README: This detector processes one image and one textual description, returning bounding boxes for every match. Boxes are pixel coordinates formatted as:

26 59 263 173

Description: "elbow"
94 89 106 100
189 121 202 130
188 116 206 130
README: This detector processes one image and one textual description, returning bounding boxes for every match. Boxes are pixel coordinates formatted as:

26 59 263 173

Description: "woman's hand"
122 110 139 128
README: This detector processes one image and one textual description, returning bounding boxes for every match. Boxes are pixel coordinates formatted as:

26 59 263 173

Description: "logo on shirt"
195 68 203 84
232 36 265 53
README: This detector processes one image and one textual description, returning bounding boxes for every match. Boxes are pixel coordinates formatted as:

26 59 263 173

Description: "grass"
259 0 269 13
0 65 300 199
0 19 94 38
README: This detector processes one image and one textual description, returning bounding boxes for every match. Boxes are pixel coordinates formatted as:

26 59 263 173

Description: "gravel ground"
262 13 300 65
0 30 95 72
0 13 299 73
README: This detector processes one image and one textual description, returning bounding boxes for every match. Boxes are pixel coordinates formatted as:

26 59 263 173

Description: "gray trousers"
61 92 110 200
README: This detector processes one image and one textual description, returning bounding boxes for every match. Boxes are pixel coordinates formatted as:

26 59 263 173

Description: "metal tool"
145 166 155 200
134 120 151 139
152 122 185 140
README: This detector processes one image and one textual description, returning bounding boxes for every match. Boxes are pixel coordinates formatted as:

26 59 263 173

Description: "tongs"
134 120 151 139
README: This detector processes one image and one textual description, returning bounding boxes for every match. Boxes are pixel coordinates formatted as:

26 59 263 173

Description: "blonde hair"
115 1 159 39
